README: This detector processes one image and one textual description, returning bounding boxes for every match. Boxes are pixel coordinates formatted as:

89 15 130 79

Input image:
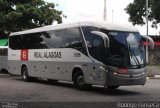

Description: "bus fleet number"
74 53 81 58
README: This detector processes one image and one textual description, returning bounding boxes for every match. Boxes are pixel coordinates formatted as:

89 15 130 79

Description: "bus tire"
21 66 30 82
73 71 90 90
106 86 119 89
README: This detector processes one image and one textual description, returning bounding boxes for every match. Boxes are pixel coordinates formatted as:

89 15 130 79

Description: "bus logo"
21 50 28 61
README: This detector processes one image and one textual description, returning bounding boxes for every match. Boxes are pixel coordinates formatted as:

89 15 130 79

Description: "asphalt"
0 73 160 108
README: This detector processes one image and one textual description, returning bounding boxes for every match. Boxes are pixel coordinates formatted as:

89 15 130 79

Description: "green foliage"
0 0 64 37
125 0 160 28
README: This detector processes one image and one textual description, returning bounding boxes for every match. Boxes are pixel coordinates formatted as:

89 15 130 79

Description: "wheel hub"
77 76 84 85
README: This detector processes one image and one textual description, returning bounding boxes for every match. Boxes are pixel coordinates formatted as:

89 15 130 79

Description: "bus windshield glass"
100 29 145 68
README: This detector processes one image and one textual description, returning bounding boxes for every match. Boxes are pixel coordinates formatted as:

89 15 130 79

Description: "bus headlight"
99 66 105 71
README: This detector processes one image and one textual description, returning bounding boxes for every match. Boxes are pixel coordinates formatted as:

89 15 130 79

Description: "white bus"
0 39 8 73
8 21 154 89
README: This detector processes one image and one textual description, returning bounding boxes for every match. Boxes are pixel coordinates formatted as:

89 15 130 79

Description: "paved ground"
0 73 160 102
0 74 160 108
147 66 160 76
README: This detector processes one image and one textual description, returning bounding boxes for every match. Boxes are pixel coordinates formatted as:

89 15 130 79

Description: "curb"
147 75 160 79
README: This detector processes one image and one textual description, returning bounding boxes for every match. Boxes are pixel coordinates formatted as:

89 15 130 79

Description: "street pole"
146 0 149 63
112 10 113 22
104 0 106 21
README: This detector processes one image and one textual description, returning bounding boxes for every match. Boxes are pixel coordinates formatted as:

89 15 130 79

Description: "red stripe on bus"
143 42 160 46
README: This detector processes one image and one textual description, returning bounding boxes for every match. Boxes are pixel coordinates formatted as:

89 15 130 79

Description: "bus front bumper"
105 71 147 86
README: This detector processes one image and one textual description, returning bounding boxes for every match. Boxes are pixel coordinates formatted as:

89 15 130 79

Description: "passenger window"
20 30 66 49
92 36 104 62
82 26 99 48
9 36 21 50
82 27 105 62
65 28 84 52
46 30 66 48
21 33 47 49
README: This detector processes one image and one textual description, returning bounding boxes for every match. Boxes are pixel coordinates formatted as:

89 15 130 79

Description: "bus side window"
82 27 105 62
65 28 84 53
9 36 21 50
92 36 104 62
45 30 66 48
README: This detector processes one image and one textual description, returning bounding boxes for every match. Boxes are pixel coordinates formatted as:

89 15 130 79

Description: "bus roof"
10 21 138 36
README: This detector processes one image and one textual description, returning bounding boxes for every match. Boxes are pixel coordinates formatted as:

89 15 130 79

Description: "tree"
0 0 65 37
125 0 160 28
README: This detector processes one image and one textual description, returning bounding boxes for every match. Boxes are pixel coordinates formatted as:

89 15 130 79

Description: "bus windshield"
101 30 145 69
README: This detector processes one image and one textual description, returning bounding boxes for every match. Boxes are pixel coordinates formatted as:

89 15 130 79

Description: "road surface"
0 74 160 108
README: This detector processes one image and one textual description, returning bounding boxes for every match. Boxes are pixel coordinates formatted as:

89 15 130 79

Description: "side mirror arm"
91 31 110 48
141 35 154 49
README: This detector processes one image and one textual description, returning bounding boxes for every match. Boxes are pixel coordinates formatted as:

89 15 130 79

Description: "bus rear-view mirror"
91 31 110 48
141 35 154 49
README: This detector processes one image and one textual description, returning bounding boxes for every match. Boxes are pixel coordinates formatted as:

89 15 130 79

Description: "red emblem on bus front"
21 50 28 61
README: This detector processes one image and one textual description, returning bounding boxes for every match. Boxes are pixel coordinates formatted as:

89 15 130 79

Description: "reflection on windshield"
126 33 145 66
101 29 145 69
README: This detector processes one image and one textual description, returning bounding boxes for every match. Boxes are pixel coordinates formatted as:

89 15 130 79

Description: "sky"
44 0 160 35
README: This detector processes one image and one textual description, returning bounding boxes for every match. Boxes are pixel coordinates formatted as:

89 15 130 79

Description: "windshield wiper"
132 51 141 68
128 44 141 68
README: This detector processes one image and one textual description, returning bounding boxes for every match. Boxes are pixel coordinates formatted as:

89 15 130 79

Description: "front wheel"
21 66 30 82
73 71 91 90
